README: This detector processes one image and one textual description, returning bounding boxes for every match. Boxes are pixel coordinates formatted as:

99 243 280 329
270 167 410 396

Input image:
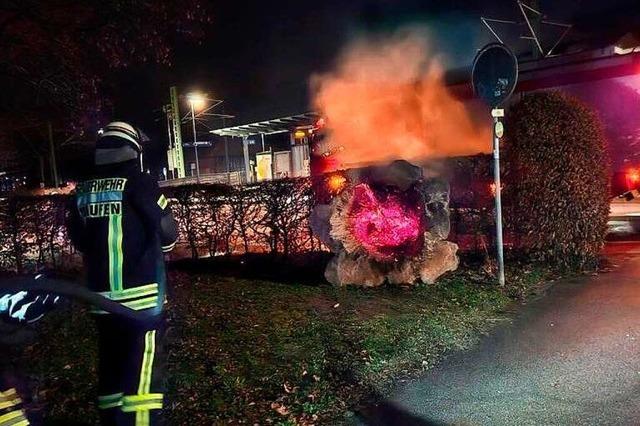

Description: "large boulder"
419 241 459 284
387 260 418 285
421 178 450 240
316 160 458 287
325 251 385 287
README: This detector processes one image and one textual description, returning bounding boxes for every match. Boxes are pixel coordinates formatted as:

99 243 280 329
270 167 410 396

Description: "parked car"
609 189 640 235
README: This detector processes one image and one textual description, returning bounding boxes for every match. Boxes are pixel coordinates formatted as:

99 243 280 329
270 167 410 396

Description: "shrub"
0 195 73 272
504 91 610 268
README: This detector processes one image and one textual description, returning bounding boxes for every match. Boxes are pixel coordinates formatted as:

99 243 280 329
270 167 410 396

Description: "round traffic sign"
472 43 518 108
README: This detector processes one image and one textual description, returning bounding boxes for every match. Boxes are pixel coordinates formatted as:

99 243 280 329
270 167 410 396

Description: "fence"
159 171 245 188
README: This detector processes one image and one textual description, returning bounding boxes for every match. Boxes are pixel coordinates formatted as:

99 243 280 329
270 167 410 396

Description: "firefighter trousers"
94 315 165 426
0 386 29 426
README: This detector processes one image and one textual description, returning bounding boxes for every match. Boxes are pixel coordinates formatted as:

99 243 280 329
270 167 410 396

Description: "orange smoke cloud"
311 30 491 170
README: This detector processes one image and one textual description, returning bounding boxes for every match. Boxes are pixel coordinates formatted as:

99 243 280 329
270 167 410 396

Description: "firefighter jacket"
67 160 178 317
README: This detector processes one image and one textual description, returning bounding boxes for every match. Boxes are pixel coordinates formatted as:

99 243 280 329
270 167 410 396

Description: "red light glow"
625 169 640 190
326 173 347 194
349 183 422 259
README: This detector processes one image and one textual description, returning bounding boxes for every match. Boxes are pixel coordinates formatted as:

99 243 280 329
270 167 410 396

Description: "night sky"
108 0 639 166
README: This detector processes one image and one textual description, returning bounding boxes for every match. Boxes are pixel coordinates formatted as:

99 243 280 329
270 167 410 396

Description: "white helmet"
96 121 144 170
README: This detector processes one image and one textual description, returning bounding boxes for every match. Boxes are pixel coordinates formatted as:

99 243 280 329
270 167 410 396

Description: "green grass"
8 264 552 425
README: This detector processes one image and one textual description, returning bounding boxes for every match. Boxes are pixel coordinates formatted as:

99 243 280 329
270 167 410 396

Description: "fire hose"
0 276 158 323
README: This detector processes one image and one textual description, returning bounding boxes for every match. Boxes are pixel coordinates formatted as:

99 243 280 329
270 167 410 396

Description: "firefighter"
0 275 61 426
67 121 178 426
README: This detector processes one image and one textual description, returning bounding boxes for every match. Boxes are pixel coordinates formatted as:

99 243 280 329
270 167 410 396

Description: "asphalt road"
358 242 640 426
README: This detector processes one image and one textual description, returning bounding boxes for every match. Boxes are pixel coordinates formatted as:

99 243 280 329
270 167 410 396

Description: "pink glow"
349 183 422 259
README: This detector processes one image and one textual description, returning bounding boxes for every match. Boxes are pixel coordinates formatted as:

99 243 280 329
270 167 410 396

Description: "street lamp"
187 92 206 179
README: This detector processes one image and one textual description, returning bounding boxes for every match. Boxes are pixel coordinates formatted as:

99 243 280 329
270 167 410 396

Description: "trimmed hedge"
166 178 322 258
504 91 610 268
0 179 325 272
0 195 73 273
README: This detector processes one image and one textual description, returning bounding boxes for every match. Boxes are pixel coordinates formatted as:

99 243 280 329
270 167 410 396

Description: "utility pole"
189 100 201 180
170 86 186 178
47 121 59 188
164 105 175 179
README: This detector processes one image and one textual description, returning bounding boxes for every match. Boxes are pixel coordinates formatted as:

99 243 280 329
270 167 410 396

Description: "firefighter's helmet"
95 121 144 167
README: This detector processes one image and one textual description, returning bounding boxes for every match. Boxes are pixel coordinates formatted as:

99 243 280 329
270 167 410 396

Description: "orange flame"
311 30 491 171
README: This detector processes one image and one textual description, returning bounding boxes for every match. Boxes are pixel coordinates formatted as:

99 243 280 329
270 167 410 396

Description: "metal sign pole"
473 43 517 286
492 108 506 286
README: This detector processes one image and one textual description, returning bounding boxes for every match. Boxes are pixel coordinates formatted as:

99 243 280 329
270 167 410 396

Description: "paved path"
358 243 640 425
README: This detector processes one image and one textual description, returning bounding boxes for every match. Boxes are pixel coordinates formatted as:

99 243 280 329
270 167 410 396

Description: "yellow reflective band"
122 396 163 413
122 296 158 311
0 389 17 401
122 402 163 413
0 389 21 410
157 195 168 210
122 283 158 294
0 409 28 426
90 295 158 315
100 284 158 301
108 215 123 292
115 216 123 292
108 215 115 292
105 289 158 302
122 394 163 404
135 410 149 426
124 393 163 426
137 331 157 395
0 397 21 411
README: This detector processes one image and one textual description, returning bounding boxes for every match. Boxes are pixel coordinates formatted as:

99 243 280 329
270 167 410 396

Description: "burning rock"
312 160 458 287
331 182 424 261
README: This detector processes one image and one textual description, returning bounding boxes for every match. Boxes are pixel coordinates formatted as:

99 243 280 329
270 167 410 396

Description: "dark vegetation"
0 0 211 180
504 92 611 269
0 195 71 273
